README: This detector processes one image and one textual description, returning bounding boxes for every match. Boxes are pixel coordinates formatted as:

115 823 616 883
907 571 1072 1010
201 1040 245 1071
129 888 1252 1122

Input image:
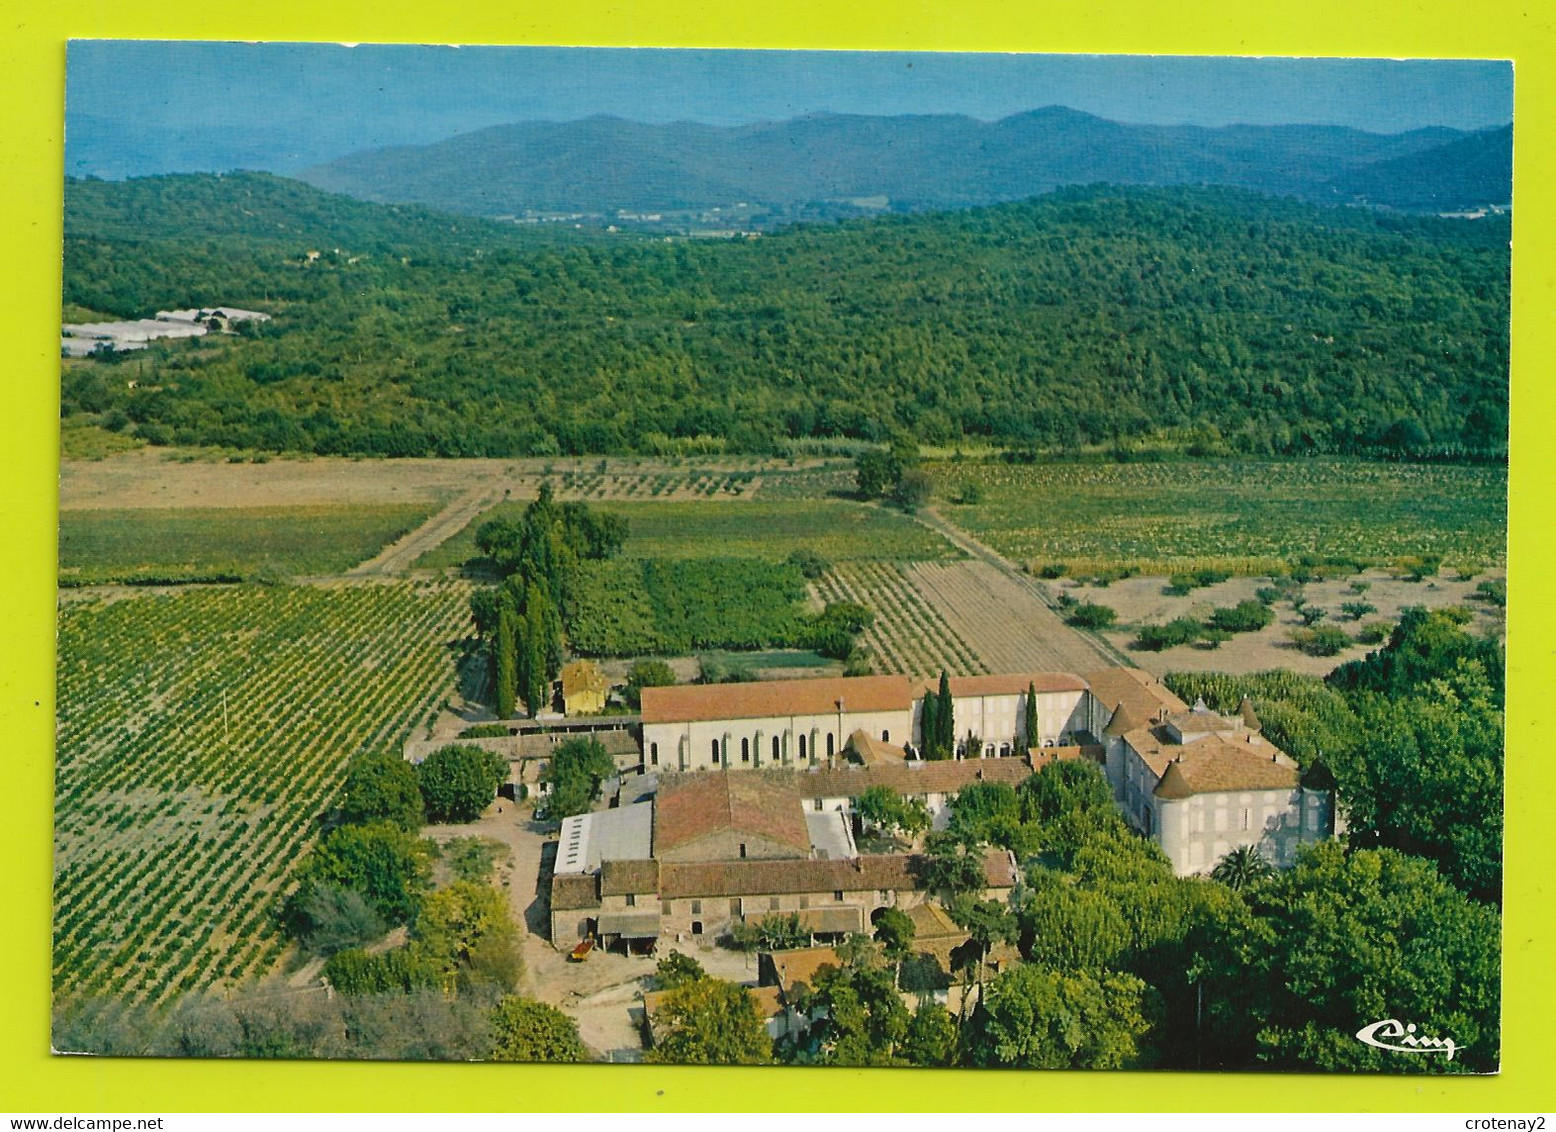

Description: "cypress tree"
920 693 940 760
936 670 955 758
523 594 549 718
495 600 518 720
1024 681 1040 750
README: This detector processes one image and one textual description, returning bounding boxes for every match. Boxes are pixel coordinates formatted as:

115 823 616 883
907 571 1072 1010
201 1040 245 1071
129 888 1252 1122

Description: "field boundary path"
907 507 1131 672
347 486 500 576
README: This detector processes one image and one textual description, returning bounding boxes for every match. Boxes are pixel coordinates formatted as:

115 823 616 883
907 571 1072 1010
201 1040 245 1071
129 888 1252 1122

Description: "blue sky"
65 42 1514 177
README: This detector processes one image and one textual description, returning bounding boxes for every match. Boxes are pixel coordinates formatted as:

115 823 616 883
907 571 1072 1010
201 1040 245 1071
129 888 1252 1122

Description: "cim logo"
1356 1018 1460 1061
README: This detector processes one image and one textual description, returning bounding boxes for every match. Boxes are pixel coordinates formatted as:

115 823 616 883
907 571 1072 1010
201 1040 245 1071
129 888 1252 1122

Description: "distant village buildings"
61 305 269 357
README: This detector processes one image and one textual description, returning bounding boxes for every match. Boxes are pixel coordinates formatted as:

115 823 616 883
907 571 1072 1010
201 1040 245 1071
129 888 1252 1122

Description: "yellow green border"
4 0 1550 1112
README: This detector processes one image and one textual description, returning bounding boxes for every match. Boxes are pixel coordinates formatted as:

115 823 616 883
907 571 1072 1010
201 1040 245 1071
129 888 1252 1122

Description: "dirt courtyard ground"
421 799 765 1061
1057 568 1504 678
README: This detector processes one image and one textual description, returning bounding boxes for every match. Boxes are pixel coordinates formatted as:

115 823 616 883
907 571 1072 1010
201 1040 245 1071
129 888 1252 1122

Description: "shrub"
1254 586 1281 605
1354 620 1393 645
1339 600 1377 621
458 723 511 739
1290 625 1351 656
1134 618 1202 652
1066 602 1118 630
1298 605 1329 626
1038 563 1069 579
1207 600 1275 634
537 737 615 822
785 548 831 581
1472 578 1506 607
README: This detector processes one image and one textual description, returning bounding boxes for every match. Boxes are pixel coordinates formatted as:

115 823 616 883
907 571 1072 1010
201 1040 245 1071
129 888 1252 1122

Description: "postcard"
53 42 1509 1075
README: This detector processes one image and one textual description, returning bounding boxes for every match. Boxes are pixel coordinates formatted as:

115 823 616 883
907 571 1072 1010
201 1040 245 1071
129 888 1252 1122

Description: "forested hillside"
62 177 1509 460
299 107 1498 217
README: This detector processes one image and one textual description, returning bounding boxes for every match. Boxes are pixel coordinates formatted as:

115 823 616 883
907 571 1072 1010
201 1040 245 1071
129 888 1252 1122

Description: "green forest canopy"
62 176 1508 462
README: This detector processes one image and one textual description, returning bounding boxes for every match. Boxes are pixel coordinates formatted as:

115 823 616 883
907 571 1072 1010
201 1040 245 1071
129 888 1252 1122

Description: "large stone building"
639 672 1092 774
628 666 1336 879
548 768 1019 948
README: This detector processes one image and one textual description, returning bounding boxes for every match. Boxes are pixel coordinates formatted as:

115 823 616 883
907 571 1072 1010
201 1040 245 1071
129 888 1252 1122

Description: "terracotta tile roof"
1083 667 1185 723
766 946 843 992
653 770 810 856
550 872 600 911
641 674 913 724
1104 701 1149 738
917 672 1089 698
1124 725 1300 795
600 858 660 896
906 901 970 944
796 755 1036 800
796 906 865 934
560 659 607 697
846 729 907 765
1165 705 1241 736
659 849 1016 898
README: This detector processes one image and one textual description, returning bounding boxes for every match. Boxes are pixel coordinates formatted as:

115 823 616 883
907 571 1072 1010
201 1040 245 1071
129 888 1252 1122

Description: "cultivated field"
932 459 1507 576
58 503 436 584
816 563 987 677
59 448 848 513
418 497 958 570
905 561 1121 674
53 580 473 1003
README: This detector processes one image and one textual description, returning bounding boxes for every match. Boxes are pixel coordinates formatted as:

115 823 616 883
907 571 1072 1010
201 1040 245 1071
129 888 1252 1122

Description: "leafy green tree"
416 744 507 823
787 956 910 1066
623 658 676 709
1023 681 1040 747
854 448 902 499
489 996 590 1062
340 749 424 832
1214 843 1500 1073
902 1003 959 1066
1020 884 1133 972
948 894 1019 987
652 950 706 990
1210 845 1276 891
946 781 1022 846
855 785 929 841
644 978 773 1065
286 821 433 929
537 736 615 821
1341 600 1378 621
967 965 1159 1070
917 833 990 895
872 907 916 962
785 548 832 580
414 880 523 994
521 585 550 716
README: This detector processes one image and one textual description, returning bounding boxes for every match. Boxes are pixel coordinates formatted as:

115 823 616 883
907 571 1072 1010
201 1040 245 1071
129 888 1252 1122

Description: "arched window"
711 739 720 764
650 742 658 766
882 730 890 742
741 738 750 762
826 733 835 757
798 734 807 760
772 735 781 761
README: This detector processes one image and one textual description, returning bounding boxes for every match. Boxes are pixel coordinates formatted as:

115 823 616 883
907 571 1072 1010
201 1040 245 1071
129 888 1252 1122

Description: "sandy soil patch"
1060 569 1504 678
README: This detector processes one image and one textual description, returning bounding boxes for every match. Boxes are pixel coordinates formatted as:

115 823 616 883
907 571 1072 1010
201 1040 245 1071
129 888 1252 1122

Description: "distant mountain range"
296 107 1512 220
